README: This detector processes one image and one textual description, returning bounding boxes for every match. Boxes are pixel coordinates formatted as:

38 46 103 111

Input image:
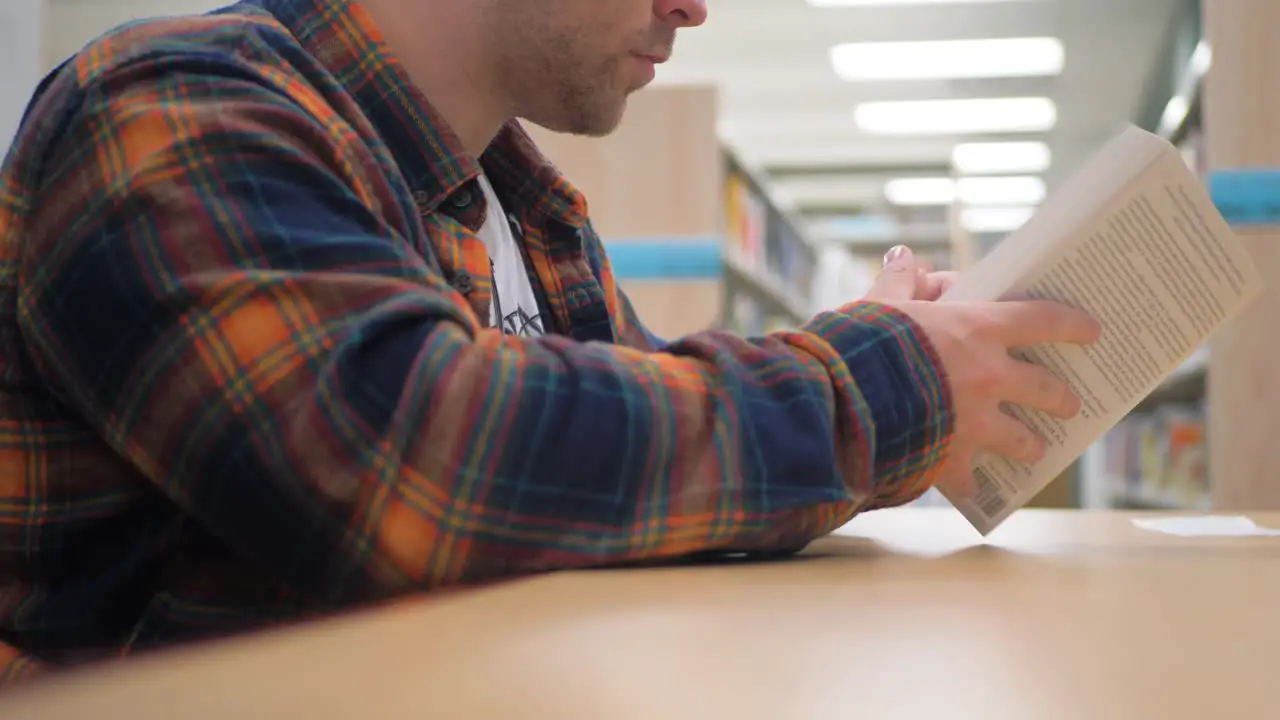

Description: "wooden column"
1203 0 1280 509
521 85 724 340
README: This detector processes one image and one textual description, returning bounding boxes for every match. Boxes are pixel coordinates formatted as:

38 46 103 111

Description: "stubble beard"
556 55 631 136
512 49 630 137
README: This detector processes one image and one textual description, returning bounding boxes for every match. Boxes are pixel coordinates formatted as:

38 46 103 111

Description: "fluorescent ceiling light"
830 37 1064 81
1189 39 1212 76
1160 95 1190 134
951 141 1051 174
884 177 956 205
884 176 1046 206
855 97 1057 135
1157 40 1211 136
961 205 1037 233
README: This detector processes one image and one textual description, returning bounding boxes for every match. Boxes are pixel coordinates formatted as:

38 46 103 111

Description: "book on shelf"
1100 405 1208 510
935 123 1263 535
723 160 816 318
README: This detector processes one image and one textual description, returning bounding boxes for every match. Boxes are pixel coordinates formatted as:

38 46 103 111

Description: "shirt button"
448 186 474 209
452 271 474 295
412 191 430 215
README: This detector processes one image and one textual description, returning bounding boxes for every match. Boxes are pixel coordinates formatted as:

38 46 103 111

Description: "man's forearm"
19 61 953 606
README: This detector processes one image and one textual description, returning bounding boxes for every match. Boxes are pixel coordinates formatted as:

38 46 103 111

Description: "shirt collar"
250 0 587 227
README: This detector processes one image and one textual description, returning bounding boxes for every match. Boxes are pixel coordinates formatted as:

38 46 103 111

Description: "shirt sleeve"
18 61 953 606
0 642 42 688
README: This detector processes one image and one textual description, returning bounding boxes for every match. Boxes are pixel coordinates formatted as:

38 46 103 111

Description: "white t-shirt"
475 175 545 337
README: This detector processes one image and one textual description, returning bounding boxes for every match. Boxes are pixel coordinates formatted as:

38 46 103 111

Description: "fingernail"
883 245 909 265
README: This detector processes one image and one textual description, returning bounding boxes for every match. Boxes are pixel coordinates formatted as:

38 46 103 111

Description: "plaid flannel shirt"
0 0 953 685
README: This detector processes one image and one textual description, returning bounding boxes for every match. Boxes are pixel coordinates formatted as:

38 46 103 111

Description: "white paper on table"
1131 515 1280 537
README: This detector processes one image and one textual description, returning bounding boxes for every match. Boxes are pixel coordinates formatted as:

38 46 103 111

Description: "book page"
938 137 1263 534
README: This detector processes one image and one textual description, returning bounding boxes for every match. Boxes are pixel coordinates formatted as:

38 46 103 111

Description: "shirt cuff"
802 300 955 506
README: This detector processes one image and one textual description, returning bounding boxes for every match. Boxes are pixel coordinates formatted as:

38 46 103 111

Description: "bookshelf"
720 150 818 335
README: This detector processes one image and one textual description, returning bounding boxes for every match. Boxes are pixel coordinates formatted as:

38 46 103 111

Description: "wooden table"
2 509 1278 719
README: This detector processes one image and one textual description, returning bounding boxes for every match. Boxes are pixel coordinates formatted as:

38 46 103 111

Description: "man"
0 0 1098 685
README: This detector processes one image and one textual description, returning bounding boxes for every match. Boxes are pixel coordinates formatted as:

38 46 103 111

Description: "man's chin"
527 97 629 138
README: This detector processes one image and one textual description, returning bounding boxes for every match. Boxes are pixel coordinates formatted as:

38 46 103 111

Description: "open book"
937 124 1263 535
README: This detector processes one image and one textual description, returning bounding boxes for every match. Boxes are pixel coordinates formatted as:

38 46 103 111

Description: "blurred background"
1 0 1214 511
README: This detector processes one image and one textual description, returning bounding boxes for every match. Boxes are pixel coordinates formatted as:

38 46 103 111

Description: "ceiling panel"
656 0 1184 216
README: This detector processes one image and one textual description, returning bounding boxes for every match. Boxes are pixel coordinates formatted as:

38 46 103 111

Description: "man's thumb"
867 244 918 301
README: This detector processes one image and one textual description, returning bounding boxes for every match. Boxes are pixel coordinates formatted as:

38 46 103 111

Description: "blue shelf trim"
1208 168 1280 227
602 237 724 280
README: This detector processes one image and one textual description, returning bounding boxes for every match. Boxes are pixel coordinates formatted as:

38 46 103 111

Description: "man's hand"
916 270 956 301
863 245 1101 495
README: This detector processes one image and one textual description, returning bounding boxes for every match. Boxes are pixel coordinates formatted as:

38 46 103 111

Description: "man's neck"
360 0 509 157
